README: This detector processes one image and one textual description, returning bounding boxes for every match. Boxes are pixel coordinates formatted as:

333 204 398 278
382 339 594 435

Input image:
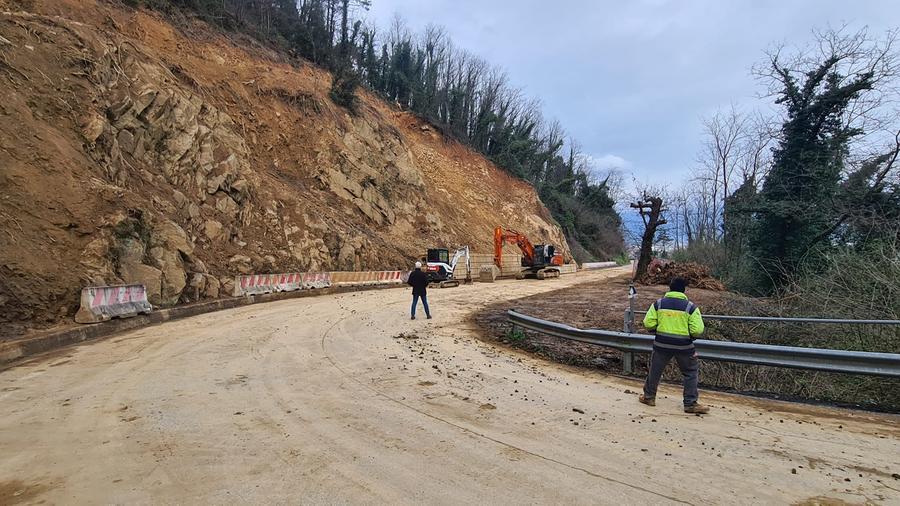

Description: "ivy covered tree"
748 28 899 292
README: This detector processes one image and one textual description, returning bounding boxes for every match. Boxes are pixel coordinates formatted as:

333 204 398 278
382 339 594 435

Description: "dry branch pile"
640 259 726 291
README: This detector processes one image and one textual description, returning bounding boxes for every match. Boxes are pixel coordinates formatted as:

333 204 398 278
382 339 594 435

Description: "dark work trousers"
411 293 430 318
643 348 699 406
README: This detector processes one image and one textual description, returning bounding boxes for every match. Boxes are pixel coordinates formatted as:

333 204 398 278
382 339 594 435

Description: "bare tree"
695 106 746 241
631 191 667 280
736 112 776 186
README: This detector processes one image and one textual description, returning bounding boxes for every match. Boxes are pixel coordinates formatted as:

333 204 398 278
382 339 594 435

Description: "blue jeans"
411 294 430 317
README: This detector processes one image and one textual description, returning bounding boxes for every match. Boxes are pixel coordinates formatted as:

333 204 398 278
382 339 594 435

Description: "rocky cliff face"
0 2 569 333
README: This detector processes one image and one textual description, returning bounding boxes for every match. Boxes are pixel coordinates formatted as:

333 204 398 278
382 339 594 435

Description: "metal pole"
623 282 637 375
625 282 636 333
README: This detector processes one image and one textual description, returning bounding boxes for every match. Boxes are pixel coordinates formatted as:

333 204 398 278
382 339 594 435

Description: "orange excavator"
494 226 565 280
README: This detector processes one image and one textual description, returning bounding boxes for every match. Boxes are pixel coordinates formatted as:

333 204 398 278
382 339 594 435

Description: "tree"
329 0 370 111
631 192 667 280
749 27 899 292
695 106 746 242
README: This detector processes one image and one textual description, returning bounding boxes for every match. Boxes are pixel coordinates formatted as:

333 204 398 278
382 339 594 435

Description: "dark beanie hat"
669 277 687 293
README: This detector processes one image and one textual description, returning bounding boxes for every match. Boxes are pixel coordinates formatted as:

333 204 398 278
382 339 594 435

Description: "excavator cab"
427 248 450 265
530 245 564 267
530 245 551 267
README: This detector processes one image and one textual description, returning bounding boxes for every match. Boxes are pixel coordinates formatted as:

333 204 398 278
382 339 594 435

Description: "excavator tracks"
535 268 561 280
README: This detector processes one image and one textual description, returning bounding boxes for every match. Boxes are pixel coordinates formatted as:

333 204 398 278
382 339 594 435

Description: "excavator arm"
449 246 471 277
494 227 535 268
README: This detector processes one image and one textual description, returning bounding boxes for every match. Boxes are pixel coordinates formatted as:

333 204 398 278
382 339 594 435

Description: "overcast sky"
365 1 897 189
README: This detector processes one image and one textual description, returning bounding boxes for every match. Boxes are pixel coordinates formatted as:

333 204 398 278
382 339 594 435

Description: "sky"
364 1 897 190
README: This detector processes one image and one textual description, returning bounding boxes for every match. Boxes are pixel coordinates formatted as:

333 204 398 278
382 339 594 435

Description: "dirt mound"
640 259 726 291
0 2 568 334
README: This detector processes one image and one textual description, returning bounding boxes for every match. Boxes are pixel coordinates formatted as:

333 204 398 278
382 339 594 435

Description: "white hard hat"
415 261 422 269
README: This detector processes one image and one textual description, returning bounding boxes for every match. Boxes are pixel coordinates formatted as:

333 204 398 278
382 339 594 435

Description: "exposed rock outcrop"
0 5 569 333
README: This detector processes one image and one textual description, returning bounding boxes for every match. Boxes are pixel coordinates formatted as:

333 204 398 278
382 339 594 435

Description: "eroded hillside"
0 1 569 331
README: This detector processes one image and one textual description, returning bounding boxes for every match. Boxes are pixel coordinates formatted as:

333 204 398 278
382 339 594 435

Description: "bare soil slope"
0 0 568 331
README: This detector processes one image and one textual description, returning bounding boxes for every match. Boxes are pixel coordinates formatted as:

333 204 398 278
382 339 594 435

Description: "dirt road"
2 268 898 504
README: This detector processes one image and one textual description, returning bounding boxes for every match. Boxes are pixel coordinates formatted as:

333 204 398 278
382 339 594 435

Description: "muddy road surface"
2 268 898 504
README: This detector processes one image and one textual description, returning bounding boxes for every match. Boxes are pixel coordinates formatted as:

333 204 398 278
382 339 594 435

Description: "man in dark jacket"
639 277 709 414
407 261 431 320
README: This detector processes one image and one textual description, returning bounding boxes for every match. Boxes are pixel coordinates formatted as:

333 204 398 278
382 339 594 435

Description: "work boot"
684 404 710 414
638 394 655 407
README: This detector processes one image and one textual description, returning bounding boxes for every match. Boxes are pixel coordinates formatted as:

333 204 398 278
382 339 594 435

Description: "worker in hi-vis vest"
639 277 710 414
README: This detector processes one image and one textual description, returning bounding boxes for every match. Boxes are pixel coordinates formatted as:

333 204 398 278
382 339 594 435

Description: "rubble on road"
641 259 726 291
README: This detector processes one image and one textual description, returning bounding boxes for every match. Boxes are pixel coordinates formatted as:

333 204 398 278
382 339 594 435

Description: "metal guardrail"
507 310 900 377
632 310 900 326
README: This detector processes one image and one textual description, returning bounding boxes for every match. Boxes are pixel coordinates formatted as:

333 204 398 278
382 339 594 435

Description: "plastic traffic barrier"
233 272 333 296
301 272 331 289
75 284 153 324
329 271 403 286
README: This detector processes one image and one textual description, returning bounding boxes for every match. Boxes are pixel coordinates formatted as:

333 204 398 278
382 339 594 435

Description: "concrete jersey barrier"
75 284 153 324
557 263 578 274
581 261 618 270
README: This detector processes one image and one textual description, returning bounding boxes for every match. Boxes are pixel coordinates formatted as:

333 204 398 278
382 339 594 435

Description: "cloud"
586 153 631 172
367 0 896 189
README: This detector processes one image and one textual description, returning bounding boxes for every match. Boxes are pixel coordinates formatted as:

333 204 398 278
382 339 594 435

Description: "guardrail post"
622 352 634 374
624 308 634 333
624 283 636 333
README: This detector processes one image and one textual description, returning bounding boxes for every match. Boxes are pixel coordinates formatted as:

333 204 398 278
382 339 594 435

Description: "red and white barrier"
271 272 301 292
329 271 403 286
233 270 403 296
302 272 331 289
376 271 403 283
235 274 277 296
75 284 153 324
233 272 333 296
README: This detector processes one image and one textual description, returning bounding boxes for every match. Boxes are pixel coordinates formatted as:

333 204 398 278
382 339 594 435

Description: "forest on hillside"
635 27 900 326
129 0 624 261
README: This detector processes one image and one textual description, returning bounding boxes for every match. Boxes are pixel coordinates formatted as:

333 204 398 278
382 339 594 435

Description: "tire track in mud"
317 303 695 505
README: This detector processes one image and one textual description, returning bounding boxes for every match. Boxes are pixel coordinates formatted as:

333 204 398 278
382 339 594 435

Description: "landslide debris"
0 4 568 334
640 259 726 291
